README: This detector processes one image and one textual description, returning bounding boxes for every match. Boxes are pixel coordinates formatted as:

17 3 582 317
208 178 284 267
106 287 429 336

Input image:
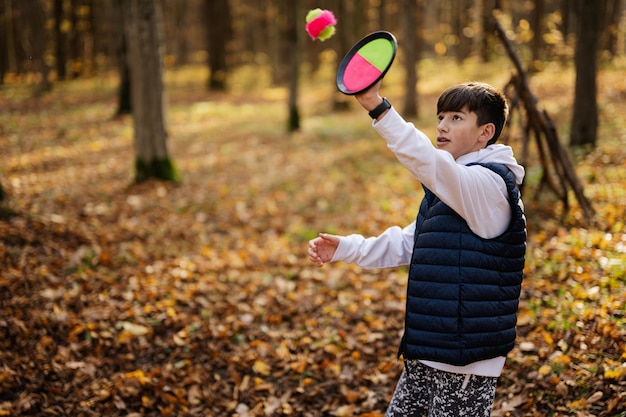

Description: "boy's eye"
438 113 463 121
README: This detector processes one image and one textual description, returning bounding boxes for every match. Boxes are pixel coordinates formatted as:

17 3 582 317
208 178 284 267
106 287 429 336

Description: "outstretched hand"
308 233 340 267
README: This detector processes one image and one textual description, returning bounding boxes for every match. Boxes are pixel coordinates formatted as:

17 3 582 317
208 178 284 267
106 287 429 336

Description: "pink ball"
305 9 337 41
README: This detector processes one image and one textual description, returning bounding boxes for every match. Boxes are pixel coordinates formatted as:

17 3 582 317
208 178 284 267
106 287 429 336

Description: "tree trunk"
69 0 81 77
267 0 282 85
331 1 353 111
114 0 131 116
124 0 179 183
559 0 572 40
33 0 52 94
116 32 131 116
600 0 621 56
205 0 231 91
570 0 600 147
377 0 386 29
455 0 472 62
53 0 67 80
173 0 190 64
286 0 300 132
530 0 545 69
402 0 424 118
481 0 500 62
0 0 7 84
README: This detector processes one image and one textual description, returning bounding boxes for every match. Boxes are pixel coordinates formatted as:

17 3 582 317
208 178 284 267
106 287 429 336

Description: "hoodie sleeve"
331 222 415 269
373 108 515 239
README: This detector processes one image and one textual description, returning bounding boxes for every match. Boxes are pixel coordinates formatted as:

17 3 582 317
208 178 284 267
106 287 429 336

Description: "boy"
308 81 526 416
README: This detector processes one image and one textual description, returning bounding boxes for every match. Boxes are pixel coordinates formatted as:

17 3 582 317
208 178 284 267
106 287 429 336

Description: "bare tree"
31 0 52 94
530 0 545 68
494 12 595 221
600 0 622 57
454 0 473 62
0 0 8 84
205 0 232 91
63 0 95 77
570 0 601 147
286 0 301 132
480 0 501 62
114 0 131 116
401 0 425 118
124 0 179 183
53 0 67 80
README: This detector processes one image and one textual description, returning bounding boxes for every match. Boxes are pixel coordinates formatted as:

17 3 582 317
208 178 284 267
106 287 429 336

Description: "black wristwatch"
368 97 391 119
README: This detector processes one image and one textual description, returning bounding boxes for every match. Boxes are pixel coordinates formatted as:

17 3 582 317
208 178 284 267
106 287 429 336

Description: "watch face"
336 31 397 95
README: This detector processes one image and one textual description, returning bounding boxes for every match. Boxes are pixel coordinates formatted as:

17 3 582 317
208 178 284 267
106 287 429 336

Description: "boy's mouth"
436 137 450 146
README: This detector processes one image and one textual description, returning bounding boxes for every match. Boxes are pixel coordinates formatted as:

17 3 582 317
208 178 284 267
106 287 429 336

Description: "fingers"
308 237 325 267
309 233 336 267
308 233 339 268
319 233 339 245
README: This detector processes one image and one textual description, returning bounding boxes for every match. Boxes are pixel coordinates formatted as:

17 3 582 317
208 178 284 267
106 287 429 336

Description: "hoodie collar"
457 144 525 185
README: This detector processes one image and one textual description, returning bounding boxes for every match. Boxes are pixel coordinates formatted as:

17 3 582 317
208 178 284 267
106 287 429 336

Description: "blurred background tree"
570 0 602 148
123 0 179 183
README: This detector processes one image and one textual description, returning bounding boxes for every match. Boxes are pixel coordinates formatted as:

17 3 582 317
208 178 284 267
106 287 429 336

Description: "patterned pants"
385 360 498 417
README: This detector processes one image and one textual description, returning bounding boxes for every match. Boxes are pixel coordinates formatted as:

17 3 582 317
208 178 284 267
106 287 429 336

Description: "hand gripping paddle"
336 31 398 95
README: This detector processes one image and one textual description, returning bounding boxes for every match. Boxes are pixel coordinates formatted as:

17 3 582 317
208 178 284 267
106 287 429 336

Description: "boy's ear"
479 123 496 143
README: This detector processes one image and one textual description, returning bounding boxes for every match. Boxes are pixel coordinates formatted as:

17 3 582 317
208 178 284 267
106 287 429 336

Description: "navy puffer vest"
400 163 526 366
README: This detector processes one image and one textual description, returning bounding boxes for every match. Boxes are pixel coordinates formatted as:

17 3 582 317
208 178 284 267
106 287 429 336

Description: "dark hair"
436 82 509 145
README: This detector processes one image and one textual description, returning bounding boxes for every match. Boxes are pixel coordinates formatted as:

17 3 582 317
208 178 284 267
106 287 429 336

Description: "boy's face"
436 105 493 160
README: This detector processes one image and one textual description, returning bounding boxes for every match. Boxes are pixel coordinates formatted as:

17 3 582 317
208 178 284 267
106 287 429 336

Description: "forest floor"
0 58 625 416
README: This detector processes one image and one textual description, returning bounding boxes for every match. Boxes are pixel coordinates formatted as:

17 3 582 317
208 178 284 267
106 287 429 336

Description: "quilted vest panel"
400 163 526 366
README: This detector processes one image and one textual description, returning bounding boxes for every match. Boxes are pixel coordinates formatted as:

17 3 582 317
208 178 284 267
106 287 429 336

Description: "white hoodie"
331 108 525 377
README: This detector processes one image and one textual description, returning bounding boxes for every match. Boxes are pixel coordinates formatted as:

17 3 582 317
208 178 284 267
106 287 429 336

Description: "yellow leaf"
568 398 586 408
253 360 271 376
328 363 341 376
538 364 552 376
324 343 341 355
551 355 571 365
124 369 148 385
541 330 554 345
604 367 625 380
116 330 133 344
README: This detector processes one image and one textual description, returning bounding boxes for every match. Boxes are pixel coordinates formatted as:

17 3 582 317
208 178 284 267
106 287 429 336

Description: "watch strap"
368 97 391 119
